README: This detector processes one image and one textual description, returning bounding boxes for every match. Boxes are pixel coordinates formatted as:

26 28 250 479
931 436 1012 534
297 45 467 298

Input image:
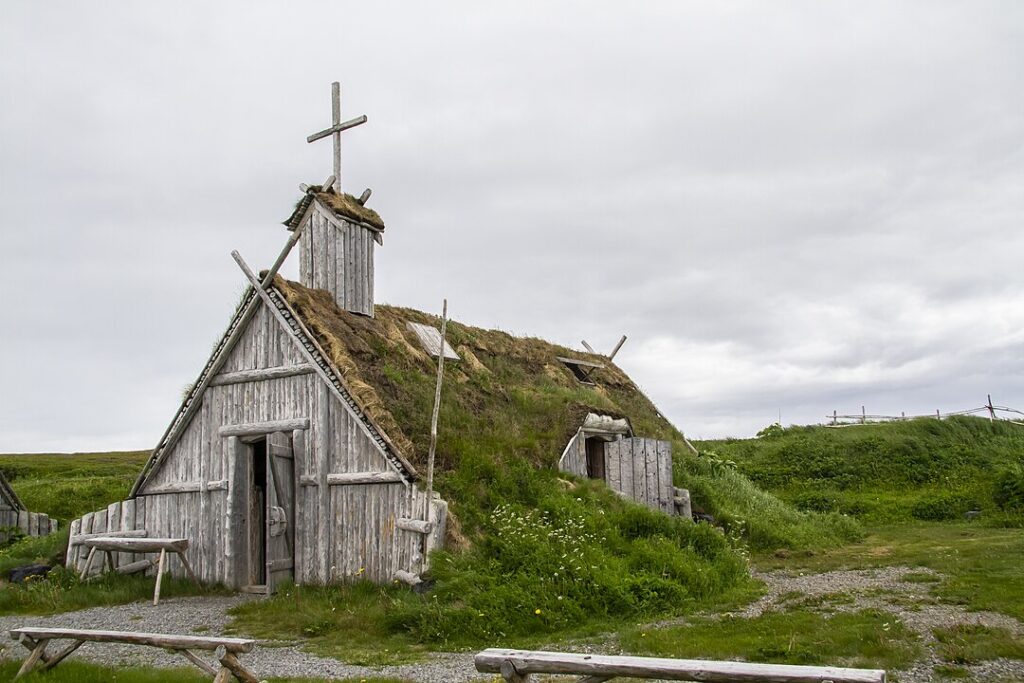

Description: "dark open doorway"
585 436 606 481
249 438 268 586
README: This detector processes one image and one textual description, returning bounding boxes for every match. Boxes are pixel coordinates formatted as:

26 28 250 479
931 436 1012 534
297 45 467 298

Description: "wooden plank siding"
600 438 674 515
298 204 375 317
86 298 436 590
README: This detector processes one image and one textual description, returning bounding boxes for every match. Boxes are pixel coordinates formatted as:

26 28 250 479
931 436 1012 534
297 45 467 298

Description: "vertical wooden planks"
617 440 633 501
657 441 673 514
317 382 331 582
225 436 247 588
292 428 306 584
67 518 82 568
644 440 658 510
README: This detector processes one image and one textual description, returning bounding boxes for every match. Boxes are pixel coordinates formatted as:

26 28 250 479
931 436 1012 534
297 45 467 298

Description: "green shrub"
993 462 1024 511
383 494 749 646
911 493 978 521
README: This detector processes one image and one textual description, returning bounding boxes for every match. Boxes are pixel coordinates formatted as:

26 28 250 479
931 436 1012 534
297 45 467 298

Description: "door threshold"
239 584 268 595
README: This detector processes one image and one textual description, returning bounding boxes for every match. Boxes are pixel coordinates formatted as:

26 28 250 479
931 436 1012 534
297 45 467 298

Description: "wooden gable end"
136 295 411 495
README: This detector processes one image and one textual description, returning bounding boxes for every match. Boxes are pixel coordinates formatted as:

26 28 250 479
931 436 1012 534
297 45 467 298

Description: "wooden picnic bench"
9 627 259 682
475 648 888 682
79 536 199 605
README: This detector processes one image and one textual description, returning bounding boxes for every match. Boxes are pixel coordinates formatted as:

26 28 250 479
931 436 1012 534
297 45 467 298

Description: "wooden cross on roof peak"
306 81 367 193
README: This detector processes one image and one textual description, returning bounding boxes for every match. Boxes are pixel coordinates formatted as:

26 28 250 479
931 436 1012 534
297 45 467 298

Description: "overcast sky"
1 2 1022 452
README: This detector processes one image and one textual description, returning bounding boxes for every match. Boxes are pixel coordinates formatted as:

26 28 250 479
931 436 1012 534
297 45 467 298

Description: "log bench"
475 648 887 682
79 537 199 605
8 627 259 682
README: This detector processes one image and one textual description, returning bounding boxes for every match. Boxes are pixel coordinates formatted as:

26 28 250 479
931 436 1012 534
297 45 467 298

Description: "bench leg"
500 658 531 683
176 648 218 676
37 639 85 672
153 548 167 606
213 665 232 683
16 638 49 679
105 550 116 572
219 651 259 683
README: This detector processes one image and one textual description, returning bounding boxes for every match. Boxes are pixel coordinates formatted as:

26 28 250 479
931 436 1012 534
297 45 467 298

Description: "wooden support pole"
423 300 449 538
987 394 996 423
861 406 866 424
581 340 596 354
153 549 167 606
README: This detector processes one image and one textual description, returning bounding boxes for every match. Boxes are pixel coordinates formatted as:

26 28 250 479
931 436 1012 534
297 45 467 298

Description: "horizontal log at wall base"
218 418 310 437
326 471 403 485
394 570 422 586
396 518 433 534
116 558 156 575
209 364 314 386
474 649 887 682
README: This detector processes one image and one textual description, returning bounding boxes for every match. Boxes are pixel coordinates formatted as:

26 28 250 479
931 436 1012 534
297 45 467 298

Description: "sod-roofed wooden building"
63 88 692 594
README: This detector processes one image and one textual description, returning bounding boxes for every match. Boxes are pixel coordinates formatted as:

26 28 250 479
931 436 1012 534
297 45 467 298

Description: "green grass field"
0 450 148 522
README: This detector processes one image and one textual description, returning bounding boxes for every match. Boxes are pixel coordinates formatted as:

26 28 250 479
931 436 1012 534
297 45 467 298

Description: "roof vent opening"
556 356 604 385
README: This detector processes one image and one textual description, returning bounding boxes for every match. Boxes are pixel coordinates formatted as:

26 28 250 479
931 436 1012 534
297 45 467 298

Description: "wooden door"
603 438 673 513
265 431 295 594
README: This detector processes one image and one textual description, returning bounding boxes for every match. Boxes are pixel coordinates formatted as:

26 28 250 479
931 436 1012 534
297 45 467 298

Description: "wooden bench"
475 648 887 682
9 627 259 682
79 537 199 605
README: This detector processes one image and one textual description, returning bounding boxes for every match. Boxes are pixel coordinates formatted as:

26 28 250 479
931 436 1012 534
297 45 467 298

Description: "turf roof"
283 186 385 232
274 277 688 474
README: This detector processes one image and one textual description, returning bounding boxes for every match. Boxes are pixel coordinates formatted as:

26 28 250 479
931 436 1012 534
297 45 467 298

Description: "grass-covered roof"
283 187 385 231
274 276 685 476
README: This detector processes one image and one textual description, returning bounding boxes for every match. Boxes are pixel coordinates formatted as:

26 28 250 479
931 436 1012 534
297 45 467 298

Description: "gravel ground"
0 596 483 682
740 566 1024 683
1 567 1022 681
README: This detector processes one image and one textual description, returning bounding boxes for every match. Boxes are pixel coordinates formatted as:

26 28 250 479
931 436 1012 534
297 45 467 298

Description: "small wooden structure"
475 648 887 682
9 627 259 682
558 413 680 515
78 537 199 605
0 471 56 543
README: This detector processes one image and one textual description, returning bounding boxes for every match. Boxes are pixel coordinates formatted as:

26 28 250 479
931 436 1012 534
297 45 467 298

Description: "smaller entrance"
585 436 606 480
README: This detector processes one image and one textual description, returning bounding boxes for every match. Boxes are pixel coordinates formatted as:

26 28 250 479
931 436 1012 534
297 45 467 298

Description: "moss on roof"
273 277 686 475
285 186 385 231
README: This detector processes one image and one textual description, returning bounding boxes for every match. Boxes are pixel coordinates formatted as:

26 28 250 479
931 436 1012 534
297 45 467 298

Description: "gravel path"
1 567 1022 681
0 596 483 682
739 566 1024 683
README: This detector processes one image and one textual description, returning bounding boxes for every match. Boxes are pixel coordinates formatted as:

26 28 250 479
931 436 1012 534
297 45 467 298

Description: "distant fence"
0 509 57 544
827 395 1024 427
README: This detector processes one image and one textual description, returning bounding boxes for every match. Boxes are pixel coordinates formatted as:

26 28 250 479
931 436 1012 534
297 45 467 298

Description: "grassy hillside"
696 416 1024 525
0 450 149 522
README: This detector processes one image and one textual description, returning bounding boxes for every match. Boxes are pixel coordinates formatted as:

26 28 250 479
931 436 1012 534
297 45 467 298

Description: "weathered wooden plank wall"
603 438 674 514
0 509 56 543
298 205 375 317
67 298 440 589
557 429 588 478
